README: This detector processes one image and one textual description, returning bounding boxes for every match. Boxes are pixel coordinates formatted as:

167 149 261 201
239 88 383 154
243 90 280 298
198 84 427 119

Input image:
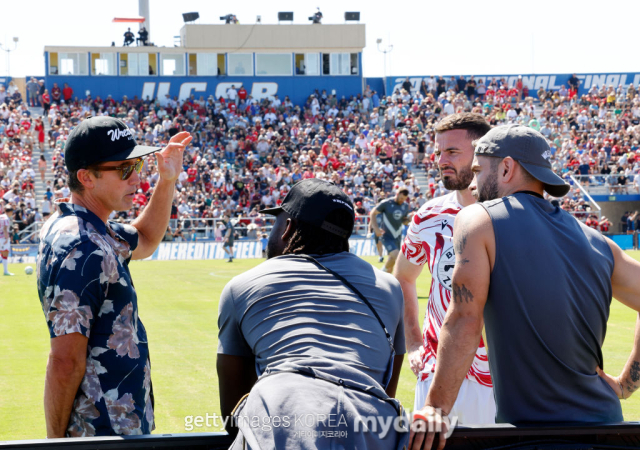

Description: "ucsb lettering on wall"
388 72 640 99
44 75 362 107
145 238 379 261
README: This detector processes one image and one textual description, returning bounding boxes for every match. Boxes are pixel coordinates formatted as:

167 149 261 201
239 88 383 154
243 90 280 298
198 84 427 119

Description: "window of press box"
49 52 89 76
91 53 117 75
255 54 292 76
120 53 157 76
160 54 186 76
294 53 320 76
322 53 358 76
227 54 253 76
188 53 225 76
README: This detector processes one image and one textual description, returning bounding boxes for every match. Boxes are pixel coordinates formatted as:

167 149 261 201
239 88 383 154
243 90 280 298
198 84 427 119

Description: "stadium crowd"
2 73 640 243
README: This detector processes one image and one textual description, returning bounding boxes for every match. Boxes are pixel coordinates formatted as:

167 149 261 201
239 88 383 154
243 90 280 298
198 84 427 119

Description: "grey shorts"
381 234 401 254
230 371 409 450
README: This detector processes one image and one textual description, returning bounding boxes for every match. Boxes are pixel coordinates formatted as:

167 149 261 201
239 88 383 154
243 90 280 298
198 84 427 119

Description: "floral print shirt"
37 202 154 436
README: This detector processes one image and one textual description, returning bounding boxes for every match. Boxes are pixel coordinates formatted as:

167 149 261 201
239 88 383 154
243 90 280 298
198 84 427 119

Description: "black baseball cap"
65 117 160 172
260 179 355 238
475 124 570 197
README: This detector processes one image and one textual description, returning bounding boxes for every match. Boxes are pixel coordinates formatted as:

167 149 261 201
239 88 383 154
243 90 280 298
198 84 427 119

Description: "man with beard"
393 113 494 425
410 124 640 450
217 179 408 448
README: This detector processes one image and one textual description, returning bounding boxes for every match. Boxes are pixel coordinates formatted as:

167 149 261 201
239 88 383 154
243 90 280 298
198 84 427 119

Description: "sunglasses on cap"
88 158 144 181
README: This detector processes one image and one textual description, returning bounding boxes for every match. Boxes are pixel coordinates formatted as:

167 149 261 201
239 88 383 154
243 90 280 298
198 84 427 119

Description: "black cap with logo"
260 179 355 239
475 124 570 197
64 117 160 172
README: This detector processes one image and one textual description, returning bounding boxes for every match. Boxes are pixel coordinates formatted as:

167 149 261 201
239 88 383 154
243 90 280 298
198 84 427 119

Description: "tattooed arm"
597 238 640 399
616 316 640 398
410 204 495 450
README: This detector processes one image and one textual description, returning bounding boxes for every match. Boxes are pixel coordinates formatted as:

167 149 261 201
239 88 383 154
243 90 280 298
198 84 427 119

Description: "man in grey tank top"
410 124 640 450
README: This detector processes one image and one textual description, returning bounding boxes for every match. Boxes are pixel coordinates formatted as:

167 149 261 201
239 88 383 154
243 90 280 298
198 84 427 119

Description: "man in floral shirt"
37 117 192 437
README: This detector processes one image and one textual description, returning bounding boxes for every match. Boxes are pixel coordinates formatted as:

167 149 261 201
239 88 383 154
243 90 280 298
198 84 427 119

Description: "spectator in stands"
62 83 73 104
476 78 486 100
123 28 135 46
402 77 412 94
41 195 52 218
42 89 51 116
599 215 612 234
51 83 62 105
620 212 630 234
627 211 638 234
137 27 148 46
13 66 638 252
6 81 18 97
457 75 467 94
38 79 45 106
26 78 39 107
38 155 46 182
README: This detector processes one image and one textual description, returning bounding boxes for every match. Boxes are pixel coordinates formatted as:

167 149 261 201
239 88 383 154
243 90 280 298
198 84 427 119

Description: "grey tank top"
481 192 622 424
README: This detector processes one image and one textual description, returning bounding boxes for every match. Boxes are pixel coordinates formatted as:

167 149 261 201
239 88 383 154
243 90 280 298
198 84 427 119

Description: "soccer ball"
24 266 34 275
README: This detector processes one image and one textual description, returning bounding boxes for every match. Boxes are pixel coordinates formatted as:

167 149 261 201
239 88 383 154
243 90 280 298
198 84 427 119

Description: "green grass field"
1 253 640 441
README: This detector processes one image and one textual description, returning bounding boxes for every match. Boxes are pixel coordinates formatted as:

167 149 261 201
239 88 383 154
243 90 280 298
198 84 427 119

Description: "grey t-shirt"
376 198 410 239
217 252 405 387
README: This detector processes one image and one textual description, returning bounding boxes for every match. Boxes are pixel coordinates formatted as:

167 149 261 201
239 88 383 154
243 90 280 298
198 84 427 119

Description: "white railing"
570 175 602 213
572 174 639 196
16 215 376 244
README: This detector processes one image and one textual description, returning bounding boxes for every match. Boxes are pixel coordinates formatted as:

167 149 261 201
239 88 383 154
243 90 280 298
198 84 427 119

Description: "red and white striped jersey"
401 192 492 387
0 213 10 240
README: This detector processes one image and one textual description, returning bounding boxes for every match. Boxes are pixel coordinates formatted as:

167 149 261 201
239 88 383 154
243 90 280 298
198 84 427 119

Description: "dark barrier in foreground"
2 423 640 449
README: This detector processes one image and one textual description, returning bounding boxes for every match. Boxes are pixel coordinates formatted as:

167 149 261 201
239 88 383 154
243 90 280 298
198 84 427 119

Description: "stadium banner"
592 194 640 202
7 239 377 264
8 244 38 264
387 72 640 100
10 236 631 261
43 74 363 106
148 241 263 261
611 235 634 251
144 238 380 261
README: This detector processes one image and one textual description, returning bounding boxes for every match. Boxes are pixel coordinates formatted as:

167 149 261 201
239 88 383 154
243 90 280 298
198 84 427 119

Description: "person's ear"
500 157 517 183
76 169 96 190
282 217 296 243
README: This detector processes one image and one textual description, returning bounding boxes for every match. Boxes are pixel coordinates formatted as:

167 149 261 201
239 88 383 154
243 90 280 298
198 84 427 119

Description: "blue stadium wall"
43 52 365 106
42 75 364 107
386 72 640 99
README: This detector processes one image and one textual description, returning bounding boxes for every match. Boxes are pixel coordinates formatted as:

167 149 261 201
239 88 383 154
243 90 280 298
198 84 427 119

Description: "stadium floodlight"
182 12 199 23
344 12 360 21
376 38 393 81
0 37 19 78
278 12 294 22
